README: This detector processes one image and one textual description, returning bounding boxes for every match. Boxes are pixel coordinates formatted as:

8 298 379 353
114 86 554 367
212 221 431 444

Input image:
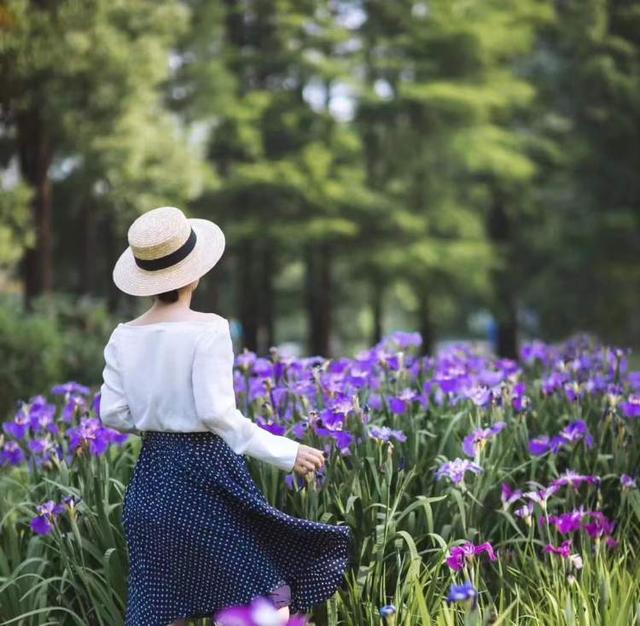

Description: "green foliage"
517 0 640 346
0 0 205 297
0 299 63 418
1 337 639 624
0 294 118 418
0 182 32 267
1 0 639 352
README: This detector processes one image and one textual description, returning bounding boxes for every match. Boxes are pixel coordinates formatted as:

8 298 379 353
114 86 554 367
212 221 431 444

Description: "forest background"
1 0 638 413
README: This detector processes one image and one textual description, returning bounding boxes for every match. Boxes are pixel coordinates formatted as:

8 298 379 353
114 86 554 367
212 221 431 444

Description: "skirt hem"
123 430 353 626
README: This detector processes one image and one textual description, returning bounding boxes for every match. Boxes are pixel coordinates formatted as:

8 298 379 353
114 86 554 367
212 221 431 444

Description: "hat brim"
112 218 226 296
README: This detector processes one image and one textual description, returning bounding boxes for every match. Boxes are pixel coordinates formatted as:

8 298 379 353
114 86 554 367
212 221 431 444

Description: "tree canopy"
1 0 637 355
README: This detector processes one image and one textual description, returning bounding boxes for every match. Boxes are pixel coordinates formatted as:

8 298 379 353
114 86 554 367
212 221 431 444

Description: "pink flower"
501 483 522 509
583 511 616 539
446 541 497 571
543 539 572 558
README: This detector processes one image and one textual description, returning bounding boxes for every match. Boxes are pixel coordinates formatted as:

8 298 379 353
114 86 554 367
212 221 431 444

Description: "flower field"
1 333 639 626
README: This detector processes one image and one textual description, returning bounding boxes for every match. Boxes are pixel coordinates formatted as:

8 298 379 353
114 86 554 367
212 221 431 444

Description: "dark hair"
155 289 179 303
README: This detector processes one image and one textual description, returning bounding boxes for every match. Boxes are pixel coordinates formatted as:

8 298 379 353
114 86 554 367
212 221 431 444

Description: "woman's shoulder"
196 311 227 324
115 311 227 329
192 313 231 343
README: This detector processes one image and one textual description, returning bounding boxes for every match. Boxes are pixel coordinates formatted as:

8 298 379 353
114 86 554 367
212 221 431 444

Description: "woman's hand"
292 444 325 476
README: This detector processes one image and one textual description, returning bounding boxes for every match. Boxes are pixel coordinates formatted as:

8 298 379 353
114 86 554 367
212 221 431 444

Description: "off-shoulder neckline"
117 318 221 329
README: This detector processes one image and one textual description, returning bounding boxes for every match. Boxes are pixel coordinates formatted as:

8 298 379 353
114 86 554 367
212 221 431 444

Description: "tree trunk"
16 108 53 310
488 192 518 359
103 217 121 313
238 239 258 352
496 302 518 359
80 202 98 294
318 241 332 355
305 242 332 357
370 276 383 345
258 243 275 353
418 286 434 356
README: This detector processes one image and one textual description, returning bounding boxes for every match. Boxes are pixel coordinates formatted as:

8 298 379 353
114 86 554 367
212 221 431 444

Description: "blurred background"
0 0 638 412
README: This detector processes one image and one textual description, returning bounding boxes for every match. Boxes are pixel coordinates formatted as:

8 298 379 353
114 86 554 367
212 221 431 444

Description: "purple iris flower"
66 418 115 457
325 399 354 422
90 393 100 415
331 430 353 455
62 494 81 510
346 363 375 390
528 420 593 456
435 366 468 394
560 420 593 446
51 382 91 396
543 539 572 558
253 358 274 379
284 467 326 491
620 395 640 418
30 499 67 536
385 330 422 349
514 501 534 520
388 389 417 415
28 438 56 465
564 382 583 403
583 511 616 539
528 435 554 456
496 358 520 376
368 425 407 443
551 471 600 491
379 604 397 619
315 408 346 432
3 409 30 439
62 395 87 423
478 370 504 388
542 509 586 534
584 376 607 394
620 474 636 490
366 393 384 411
512 382 529 412
255 416 286 436
461 384 493 408
1 441 25 466
28 400 56 433
446 541 497 571
462 422 506 457
541 372 567 395
501 483 522 508
605 537 620 550
38 500 66 516
215 595 307 625
524 484 559 505
270 386 289 410
446 581 477 608
235 348 257 371
30 515 54 536
291 421 309 440
436 458 483 485
520 341 550 365
381 353 402 371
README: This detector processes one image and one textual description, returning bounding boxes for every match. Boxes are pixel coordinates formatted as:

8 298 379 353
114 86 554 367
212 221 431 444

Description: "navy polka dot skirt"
121 430 354 626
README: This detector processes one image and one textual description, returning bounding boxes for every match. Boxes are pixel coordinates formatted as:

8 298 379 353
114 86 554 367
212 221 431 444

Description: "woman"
99 206 354 626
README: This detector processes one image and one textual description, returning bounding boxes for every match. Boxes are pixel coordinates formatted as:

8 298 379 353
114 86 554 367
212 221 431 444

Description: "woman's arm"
99 336 140 435
192 318 300 472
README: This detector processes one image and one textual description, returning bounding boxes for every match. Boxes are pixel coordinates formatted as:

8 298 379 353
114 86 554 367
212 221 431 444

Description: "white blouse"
99 315 300 472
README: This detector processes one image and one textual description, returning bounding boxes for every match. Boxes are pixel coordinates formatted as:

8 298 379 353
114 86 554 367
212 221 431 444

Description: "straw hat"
112 206 226 296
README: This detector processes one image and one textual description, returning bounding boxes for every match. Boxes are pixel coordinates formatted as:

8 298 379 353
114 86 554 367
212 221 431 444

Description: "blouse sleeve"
192 319 300 472
98 335 139 435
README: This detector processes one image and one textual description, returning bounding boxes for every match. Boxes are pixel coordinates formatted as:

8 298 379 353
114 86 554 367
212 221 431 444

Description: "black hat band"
134 228 197 271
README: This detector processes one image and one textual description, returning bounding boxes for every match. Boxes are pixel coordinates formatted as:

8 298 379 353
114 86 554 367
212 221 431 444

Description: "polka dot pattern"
122 430 354 626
